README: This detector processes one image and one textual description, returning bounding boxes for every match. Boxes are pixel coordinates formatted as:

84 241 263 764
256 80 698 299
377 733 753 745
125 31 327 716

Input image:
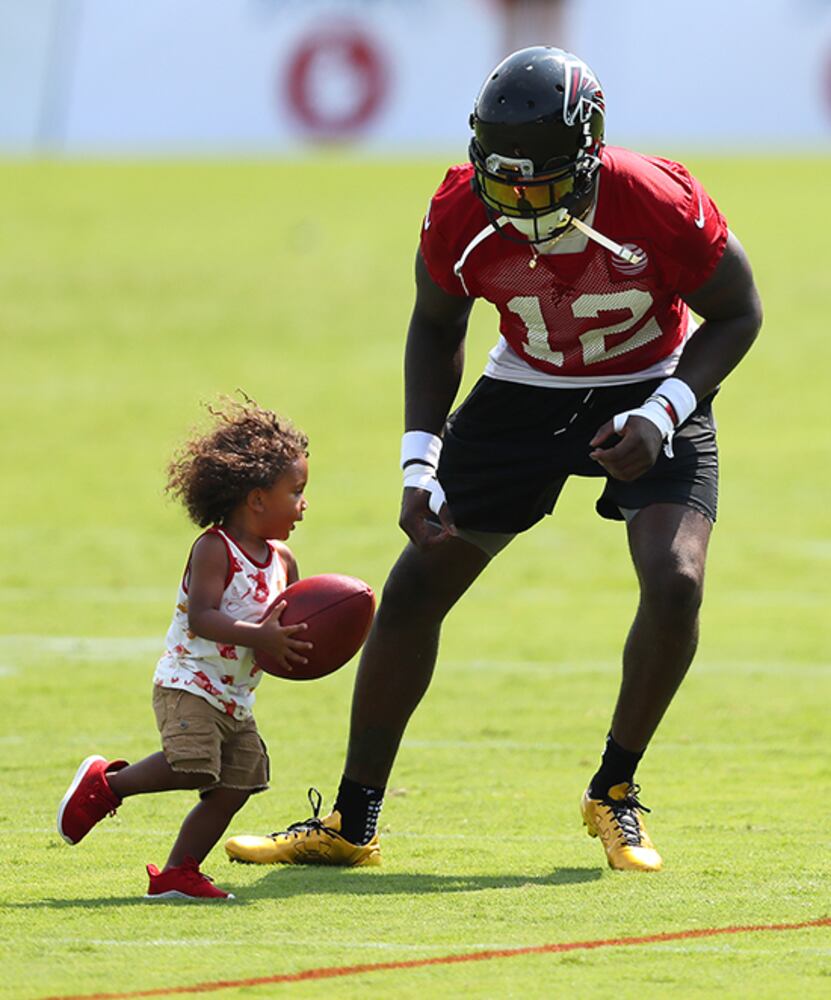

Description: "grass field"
1 155 829 999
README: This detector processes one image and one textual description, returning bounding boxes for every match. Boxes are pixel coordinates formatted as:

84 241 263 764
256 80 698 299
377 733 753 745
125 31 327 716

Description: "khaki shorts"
153 686 270 795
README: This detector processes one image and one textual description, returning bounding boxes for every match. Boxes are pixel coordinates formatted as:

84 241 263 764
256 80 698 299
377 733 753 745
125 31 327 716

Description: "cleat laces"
604 784 651 847
269 788 337 841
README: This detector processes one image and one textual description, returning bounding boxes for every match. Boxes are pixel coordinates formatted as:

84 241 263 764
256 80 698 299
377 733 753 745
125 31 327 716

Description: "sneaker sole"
56 754 106 845
227 849 381 867
144 890 235 901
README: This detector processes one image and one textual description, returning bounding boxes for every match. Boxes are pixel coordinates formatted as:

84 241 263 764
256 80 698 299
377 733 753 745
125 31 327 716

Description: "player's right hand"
256 600 313 669
589 414 664 480
400 488 457 549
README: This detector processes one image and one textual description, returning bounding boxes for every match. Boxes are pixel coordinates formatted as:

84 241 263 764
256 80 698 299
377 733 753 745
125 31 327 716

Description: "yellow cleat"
225 788 381 867
581 782 663 872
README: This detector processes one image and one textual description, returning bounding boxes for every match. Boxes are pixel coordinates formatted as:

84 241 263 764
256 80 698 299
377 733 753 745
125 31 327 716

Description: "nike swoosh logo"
694 193 706 229
424 199 432 230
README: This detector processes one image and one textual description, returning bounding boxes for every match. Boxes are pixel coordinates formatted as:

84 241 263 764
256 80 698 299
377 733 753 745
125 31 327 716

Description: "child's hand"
256 601 313 670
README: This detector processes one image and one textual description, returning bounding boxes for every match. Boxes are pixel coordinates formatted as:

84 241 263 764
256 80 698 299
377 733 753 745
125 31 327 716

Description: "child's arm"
187 533 312 669
273 541 300 586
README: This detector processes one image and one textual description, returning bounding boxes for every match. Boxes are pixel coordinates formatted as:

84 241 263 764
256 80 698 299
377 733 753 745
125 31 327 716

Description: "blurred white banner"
1 0 829 154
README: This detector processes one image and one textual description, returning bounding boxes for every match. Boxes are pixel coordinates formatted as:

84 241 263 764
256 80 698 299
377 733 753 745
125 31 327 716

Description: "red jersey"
419 147 727 387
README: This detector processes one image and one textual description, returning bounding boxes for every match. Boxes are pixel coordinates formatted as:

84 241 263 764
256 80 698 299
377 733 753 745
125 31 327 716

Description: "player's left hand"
589 415 664 481
400 487 457 549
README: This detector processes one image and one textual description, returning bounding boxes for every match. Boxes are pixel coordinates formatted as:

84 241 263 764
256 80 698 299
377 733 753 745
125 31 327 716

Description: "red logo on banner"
284 25 389 138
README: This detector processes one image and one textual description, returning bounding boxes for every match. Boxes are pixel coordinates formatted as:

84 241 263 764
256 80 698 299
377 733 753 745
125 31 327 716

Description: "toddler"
56 398 312 899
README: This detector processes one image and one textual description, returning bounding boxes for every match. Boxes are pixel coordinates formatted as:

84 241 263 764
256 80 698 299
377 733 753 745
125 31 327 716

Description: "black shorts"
437 376 719 535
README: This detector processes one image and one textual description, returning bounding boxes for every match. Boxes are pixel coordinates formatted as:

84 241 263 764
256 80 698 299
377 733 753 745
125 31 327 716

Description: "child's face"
257 456 309 540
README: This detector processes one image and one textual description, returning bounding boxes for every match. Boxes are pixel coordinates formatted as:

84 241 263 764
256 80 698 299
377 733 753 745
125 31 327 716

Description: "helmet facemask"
469 141 601 244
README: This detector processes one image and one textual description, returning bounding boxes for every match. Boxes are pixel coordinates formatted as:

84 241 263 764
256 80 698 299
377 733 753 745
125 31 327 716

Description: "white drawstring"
452 210 644 293
452 218 507 295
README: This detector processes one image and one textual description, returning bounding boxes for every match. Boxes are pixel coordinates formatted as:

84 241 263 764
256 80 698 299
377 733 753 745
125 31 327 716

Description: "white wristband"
613 398 677 458
401 431 442 470
402 465 447 515
655 377 697 427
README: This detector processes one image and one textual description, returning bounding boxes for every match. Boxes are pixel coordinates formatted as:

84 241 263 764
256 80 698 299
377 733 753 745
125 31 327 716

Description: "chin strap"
568 215 644 265
452 209 644 294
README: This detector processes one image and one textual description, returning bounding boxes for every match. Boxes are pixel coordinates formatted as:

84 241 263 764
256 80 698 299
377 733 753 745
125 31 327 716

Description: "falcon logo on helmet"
562 57 605 131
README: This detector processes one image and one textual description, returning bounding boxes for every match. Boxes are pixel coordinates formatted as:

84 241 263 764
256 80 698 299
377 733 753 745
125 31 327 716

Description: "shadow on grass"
10 866 601 909
7 895 255 910
244 865 603 899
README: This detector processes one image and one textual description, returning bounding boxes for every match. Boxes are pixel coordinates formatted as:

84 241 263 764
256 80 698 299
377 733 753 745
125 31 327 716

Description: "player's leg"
344 534 492 787
612 503 711 751
330 534 495 844
225 534 496 865
581 503 711 871
581 384 719 870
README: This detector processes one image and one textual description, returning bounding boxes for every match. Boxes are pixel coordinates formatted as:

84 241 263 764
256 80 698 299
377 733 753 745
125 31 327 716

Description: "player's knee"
641 562 704 620
377 567 446 628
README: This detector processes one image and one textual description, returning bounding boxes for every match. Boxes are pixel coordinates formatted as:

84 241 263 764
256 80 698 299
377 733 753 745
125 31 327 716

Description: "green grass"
0 156 829 999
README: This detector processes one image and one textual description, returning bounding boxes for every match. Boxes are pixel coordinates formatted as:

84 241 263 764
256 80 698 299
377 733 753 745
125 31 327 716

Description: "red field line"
45 916 830 1000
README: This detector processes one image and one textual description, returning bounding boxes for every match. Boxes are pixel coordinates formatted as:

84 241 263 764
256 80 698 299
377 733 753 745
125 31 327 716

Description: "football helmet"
469 46 605 242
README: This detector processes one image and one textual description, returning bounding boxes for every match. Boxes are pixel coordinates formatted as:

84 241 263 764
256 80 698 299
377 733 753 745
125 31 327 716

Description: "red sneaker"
57 755 128 845
145 857 234 900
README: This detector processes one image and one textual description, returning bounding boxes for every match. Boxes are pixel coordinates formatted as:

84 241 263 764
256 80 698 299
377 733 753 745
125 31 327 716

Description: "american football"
254 574 375 680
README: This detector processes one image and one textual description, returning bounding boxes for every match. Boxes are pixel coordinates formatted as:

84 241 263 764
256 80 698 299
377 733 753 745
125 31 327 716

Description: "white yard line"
26 937 539 952
0 636 162 660
32 937 831 955
0 587 171 603
1 638 828 676
400 738 810 751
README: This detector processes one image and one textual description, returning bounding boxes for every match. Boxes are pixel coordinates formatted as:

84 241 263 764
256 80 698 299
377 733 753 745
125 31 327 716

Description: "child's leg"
107 752 208 797
158 710 267 870
165 787 250 869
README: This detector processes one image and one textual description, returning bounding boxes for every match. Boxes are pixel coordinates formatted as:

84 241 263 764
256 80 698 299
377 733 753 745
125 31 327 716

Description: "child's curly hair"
166 396 308 527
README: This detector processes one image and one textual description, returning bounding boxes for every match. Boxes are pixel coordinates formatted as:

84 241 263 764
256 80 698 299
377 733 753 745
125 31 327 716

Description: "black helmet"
469 46 605 229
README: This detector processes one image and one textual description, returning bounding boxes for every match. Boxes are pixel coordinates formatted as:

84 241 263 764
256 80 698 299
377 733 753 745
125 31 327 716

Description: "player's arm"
187 533 311 668
671 230 762 397
400 248 474 548
591 231 762 481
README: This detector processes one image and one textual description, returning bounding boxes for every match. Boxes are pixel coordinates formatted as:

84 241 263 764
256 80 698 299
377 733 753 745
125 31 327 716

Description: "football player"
226 46 762 872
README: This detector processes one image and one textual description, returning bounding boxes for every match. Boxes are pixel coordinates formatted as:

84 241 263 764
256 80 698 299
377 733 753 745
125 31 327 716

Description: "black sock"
334 776 385 845
589 733 644 799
